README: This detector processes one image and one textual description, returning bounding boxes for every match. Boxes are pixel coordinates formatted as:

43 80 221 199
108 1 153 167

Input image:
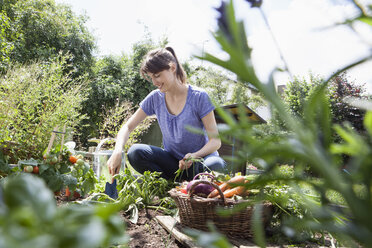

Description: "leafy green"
2 173 57 222
86 168 176 221
0 173 127 248
184 223 233 248
0 151 11 175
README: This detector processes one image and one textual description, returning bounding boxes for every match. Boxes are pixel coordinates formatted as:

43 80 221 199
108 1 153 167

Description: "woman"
107 47 226 181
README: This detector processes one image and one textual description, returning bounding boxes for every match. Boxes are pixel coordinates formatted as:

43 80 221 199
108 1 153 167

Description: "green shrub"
0 173 127 248
0 55 87 162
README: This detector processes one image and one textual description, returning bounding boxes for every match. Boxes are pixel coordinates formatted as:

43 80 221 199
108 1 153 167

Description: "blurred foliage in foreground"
0 173 128 248
192 0 372 247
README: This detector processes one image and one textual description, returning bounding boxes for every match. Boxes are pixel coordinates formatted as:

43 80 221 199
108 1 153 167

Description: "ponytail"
165 47 186 84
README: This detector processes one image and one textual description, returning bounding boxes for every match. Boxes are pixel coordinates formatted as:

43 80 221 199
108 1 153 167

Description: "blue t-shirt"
140 85 218 160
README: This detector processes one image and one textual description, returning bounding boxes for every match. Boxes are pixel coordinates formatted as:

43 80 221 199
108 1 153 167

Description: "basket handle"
189 180 226 204
192 172 215 181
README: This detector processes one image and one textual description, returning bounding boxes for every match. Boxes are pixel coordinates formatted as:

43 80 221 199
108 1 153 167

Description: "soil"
55 193 333 248
120 208 186 248
55 193 185 248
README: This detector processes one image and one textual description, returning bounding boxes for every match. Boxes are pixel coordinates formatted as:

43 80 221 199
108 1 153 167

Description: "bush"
0 55 87 162
282 72 366 132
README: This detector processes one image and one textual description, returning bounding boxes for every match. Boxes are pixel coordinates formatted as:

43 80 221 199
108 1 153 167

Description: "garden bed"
55 192 184 247
121 208 185 248
56 192 334 248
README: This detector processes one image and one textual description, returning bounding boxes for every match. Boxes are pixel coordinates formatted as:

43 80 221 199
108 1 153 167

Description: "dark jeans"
127 144 227 181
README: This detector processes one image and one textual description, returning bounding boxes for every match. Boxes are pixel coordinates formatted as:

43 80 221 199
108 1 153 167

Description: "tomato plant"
16 144 97 195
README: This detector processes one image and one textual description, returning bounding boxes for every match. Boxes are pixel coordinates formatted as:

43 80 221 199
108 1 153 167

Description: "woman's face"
147 64 176 92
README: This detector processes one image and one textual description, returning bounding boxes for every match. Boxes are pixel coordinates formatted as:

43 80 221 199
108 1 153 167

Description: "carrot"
226 175 245 186
208 182 229 198
218 186 246 198
208 175 246 198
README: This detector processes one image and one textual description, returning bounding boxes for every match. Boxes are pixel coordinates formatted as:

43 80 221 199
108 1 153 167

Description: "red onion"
186 173 215 196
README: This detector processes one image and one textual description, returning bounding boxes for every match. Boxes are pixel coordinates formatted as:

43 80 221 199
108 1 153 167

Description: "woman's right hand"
107 151 122 176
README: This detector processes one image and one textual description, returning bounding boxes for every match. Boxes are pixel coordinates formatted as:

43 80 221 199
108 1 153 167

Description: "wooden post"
59 124 66 161
46 126 58 155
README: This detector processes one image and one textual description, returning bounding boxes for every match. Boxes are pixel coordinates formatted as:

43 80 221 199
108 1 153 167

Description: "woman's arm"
108 108 148 175
179 110 221 169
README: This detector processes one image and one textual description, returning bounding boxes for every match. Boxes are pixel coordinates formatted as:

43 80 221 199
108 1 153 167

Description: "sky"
55 0 372 92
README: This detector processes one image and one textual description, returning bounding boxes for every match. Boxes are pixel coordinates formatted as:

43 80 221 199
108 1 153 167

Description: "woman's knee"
127 144 148 163
203 156 227 172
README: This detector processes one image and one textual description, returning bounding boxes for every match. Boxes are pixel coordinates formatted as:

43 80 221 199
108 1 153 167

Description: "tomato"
32 166 39 174
69 155 77 164
23 166 33 173
49 156 58 165
76 159 85 166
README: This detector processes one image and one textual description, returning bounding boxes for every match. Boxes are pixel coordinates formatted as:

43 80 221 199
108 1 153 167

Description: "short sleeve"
198 90 215 119
139 91 156 116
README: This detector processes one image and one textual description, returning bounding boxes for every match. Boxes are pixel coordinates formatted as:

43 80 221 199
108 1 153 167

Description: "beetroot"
186 173 215 197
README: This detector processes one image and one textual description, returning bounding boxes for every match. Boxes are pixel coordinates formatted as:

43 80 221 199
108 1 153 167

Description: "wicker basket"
169 180 273 238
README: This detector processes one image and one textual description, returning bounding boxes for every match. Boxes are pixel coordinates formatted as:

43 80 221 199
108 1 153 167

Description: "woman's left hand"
179 153 194 170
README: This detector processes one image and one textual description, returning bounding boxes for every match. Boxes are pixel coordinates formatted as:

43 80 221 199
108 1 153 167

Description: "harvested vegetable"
207 175 246 198
186 173 215 197
218 186 247 198
208 182 229 198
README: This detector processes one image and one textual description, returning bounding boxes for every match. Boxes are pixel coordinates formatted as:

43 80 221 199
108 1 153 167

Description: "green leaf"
358 16 372 26
363 111 372 137
45 173 64 192
38 162 50 174
126 203 139 224
2 173 57 222
184 222 233 248
0 152 11 174
303 82 332 148
18 159 39 167
331 125 367 156
61 174 77 191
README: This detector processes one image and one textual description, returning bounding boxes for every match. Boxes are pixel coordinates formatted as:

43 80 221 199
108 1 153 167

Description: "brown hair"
140 47 187 84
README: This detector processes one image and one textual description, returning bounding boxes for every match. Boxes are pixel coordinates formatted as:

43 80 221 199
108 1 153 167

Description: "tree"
0 0 96 77
77 34 164 146
230 81 265 110
328 72 366 131
0 11 17 73
282 72 366 132
79 54 132 143
125 33 164 105
187 64 265 110
189 66 231 105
